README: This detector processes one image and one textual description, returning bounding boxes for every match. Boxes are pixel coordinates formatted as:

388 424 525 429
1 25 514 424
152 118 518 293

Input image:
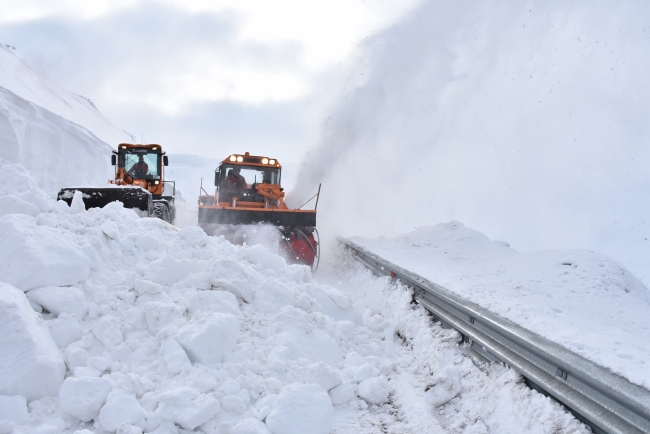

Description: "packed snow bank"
352 222 650 389
0 45 132 193
0 162 590 433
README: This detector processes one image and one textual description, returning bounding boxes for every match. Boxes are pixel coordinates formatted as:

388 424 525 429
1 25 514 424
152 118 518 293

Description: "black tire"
153 202 171 223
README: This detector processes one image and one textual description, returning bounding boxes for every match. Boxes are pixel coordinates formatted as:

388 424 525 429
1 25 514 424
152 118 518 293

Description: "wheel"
153 202 171 223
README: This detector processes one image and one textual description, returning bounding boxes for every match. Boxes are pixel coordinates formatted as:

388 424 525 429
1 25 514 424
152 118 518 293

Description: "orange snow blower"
198 152 320 270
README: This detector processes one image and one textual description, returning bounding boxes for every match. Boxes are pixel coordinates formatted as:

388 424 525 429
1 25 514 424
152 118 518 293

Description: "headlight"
236 156 243 162
121 145 127 149
154 180 160 185
269 159 275 165
152 147 157 150
262 158 269 164
229 155 237 162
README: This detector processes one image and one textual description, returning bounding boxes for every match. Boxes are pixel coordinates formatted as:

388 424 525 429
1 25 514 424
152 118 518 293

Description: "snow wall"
0 45 132 195
291 0 650 280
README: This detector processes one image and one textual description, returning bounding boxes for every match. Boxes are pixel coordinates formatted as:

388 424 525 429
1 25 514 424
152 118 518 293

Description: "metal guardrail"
338 237 650 434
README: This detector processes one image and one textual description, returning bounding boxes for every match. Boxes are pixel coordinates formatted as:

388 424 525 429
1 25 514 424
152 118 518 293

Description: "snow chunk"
209 260 263 303
354 363 380 383
143 302 183 334
154 386 220 430
272 307 341 364
100 221 120 240
221 395 247 414
244 244 286 271
98 390 146 432
0 395 27 424
295 362 341 391
358 376 391 405
134 279 162 295
174 312 239 365
424 366 462 407
0 195 40 217
48 313 81 349
26 286 87 320
134 234 159 251
188 290 242 318
69 190 85 214
253 278 312 314
328 382 355 406
266 383 333 434
92 316 123 349
0 421 14 434
144 256 190 286
0 214 90 290
232 418 272 434
163 338 191 374
0 283 65 400
66 347 91 371
59 377 113 422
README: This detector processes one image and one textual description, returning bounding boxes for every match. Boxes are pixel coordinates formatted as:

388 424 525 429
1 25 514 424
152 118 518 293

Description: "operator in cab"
226 167 247 194
128 155 149 178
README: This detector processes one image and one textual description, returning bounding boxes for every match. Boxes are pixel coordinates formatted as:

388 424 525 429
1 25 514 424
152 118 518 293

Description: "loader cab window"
218 164 281 200
119 149 161 179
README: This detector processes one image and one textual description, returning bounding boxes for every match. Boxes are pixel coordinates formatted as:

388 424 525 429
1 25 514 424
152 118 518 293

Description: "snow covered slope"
0 45 132 194
352 222 650 390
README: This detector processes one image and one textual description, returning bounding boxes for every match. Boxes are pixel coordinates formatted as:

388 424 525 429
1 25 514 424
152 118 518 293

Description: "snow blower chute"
198 152 320 270
57 144 176 223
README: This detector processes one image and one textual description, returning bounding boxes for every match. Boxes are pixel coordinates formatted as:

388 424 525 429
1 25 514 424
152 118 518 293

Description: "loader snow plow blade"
198 207 316 227
57 187 152 212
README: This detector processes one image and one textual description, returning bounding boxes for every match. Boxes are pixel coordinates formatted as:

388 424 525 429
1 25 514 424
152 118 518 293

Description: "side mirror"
163 155 169 166
214 170 220 187
111 155 117 166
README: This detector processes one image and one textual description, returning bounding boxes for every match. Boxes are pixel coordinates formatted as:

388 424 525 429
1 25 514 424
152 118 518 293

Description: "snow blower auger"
198 152 321 271
57 143 176 224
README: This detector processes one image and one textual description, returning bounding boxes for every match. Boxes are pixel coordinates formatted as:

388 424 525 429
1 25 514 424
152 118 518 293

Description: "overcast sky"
0 0 419 162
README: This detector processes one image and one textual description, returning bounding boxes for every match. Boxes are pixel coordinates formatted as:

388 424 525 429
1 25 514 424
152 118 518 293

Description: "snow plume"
292 0 650 278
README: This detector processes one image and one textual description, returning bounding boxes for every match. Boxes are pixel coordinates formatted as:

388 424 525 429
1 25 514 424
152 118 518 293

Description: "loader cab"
213 153 282 205
111 144 171 197
116 145 163 180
